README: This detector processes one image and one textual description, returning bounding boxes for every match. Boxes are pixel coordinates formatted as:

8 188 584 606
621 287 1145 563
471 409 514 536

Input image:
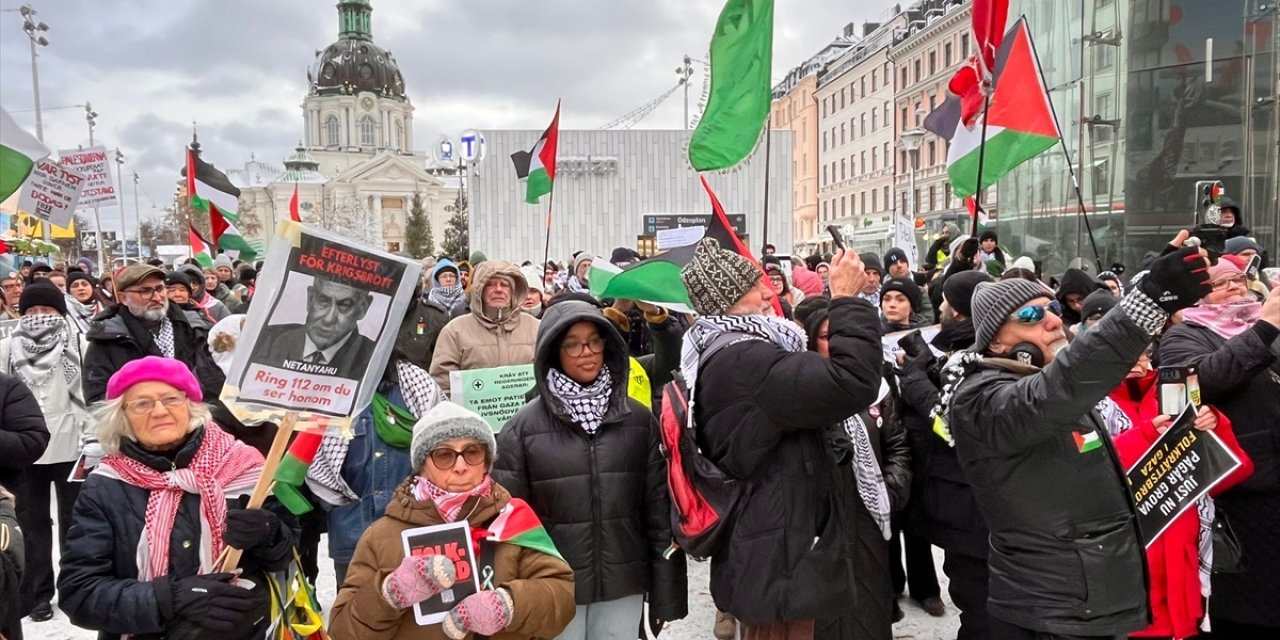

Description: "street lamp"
85 103 106 269
132 171 143 260
18 4 49 141
115 149 131 261
675 55 694 129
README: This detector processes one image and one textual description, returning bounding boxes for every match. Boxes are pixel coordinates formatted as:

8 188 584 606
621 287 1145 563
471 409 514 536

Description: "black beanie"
859 252 884 277
881 276 923 312
67 271 98 290
165 271 195 293
19 281 67 315
942 271 994 318
1081 289 1118 320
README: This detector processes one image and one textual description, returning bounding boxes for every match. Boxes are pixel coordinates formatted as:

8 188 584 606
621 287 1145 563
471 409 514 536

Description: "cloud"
0 0 891 231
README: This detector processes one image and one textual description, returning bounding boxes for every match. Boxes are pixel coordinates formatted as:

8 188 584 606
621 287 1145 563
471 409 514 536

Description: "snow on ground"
38 535 959 640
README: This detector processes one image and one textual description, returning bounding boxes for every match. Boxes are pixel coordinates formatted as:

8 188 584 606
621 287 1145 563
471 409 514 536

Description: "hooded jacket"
493 301 686 615
1055 268 1105 326
328 479 576 640
430 261 540 396
0 374 49 488
947 302 1156 636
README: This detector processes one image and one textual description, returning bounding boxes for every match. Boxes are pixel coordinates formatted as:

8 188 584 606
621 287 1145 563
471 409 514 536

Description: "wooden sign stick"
216 411 299 572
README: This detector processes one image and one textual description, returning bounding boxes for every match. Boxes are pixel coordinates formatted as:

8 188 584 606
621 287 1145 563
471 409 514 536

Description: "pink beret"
106 356 203 402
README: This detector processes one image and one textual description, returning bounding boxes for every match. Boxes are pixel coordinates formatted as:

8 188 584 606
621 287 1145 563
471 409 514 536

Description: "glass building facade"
999 0 1277 274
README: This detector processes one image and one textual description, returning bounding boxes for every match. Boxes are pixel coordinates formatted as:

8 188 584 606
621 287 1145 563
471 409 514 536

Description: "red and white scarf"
94 425 263 580
413 475 493 522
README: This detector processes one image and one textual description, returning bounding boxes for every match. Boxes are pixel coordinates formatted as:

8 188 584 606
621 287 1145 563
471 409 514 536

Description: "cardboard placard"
0 320 18 340
17 158 86 228
881 325 944 365
400 521 481 625
57 146 117 209
224 220 421 419
1126 404 1243 547
449 365 537 431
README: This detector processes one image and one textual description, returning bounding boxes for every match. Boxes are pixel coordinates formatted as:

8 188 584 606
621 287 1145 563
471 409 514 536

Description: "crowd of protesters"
1 212 1278 640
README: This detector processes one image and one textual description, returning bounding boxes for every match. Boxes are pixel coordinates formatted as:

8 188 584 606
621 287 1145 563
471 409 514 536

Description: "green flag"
688 0 774 171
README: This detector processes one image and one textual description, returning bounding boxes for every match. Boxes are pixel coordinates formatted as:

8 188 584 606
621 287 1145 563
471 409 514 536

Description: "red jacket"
1105 373 1254 639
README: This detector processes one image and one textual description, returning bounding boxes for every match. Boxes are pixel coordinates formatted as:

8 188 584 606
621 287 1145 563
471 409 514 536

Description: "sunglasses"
1010 300 1063 324
428 443 488 470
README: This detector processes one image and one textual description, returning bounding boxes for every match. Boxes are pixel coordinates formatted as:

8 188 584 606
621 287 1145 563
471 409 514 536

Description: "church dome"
308 0 407 101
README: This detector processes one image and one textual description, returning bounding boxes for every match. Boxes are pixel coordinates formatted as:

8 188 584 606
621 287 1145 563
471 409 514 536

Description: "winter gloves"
1137 245 1213 313
222 507 292 570
165 572 258 632
381 554 457 610
441 587 515 639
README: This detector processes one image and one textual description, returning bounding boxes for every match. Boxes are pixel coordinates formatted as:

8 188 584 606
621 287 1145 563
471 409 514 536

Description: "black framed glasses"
1010 300 1063 324
125 393 186 416
429 443 488 470
124 285 167 299
560 336 606 357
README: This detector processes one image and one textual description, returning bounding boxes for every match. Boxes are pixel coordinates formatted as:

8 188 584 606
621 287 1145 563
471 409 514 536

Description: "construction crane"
599 54 710 130
597 83 682 130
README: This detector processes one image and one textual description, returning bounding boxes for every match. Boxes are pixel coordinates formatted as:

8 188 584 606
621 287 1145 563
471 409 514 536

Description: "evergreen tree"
404 191 432 257
441 190 469 259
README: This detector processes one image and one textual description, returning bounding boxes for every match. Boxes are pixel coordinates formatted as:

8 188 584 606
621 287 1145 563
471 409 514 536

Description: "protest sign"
400 521 481 625
17 158 86 227
1126 404 1243 547
881 325 943 366
57 146 117 209
450 364 536 431
225 220 422 418
656 226 706 250
893 214 919 271
0 320 17 340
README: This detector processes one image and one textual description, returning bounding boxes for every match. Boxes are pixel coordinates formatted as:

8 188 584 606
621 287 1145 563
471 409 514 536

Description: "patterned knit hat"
410 401 498 471
970 279 1055 353
680 238 762 315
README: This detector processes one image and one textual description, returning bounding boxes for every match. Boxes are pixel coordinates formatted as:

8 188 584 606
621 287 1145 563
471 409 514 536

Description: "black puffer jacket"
1158 318 1280 628
83 303 225 404
948 301 1156 636
493 300 686 618
695 297 883 624
57 426 296 640
0 374 49 487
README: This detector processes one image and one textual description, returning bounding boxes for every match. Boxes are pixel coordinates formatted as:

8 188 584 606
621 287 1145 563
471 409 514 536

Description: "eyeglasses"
429 444 488 470
1010 300 1063 324
125 394 186 416
1 283 22 291
561 336 606 357
124 285 167 299
1210 275 1248 291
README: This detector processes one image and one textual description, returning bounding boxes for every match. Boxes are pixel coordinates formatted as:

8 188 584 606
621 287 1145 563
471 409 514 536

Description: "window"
1093 42 1115 71
1092 158 1112 194
961 33 970 55
359 116 376 146
944 184 952 208
914 103 922 125
883 186 890 210
871 190 877 212
850 153 857 174
914 189 921 213
861 151 867 172
840 123 846 145
944 42 953 66
395 120 404 149
1093 92 1114 143
929 94 937 110
871 110 878 131
841 196 847 218
325 115 340 146
871 69 877 91
860 113 867 136
872 147 879 171
884 101 890 126
822 164 829 186
841 159 847 181
901 107 909 129
901 67 908 88
822 130 828 151
914 59 921 82
929 51 937 76
821 200 827 221
929 186 937 211
902 192 908 215
884 142 891 168
927 140 937 166
861 192 867 214
860 77 866 98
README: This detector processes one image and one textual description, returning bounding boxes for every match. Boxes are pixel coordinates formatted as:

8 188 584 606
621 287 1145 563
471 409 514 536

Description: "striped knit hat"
680 238 762 316
969 279 1056 353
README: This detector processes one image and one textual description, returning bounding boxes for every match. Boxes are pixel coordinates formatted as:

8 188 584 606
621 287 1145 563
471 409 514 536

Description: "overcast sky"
0 0 896 233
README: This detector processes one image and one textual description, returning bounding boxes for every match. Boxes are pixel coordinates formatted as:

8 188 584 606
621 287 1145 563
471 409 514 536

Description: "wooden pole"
215 411 298 572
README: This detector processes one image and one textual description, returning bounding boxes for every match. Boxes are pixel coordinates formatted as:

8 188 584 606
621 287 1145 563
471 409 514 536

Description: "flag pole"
1022 16 1102 270
540 186 555 276
969 93 992 239
761 121 772 249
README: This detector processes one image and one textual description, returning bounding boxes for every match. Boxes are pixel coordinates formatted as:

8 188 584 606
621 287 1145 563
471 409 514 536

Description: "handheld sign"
400 521 481 625
224 220 422 419
1126 404 1243 547
449 365 536 431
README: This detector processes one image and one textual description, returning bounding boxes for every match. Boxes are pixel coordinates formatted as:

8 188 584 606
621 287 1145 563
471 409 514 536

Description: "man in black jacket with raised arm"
940 232 1212 640
679 238 884 638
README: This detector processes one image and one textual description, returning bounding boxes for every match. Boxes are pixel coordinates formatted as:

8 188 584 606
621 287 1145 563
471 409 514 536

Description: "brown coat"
430 260 540 396
329 478 576 640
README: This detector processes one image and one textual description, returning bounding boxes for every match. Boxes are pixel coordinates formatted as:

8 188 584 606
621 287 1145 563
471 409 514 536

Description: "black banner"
1126 405 1243 547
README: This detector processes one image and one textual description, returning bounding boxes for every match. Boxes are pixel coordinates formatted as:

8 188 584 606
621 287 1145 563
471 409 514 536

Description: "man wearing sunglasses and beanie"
936 231 1213 640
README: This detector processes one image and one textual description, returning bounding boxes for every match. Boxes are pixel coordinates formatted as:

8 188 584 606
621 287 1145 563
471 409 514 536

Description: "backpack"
658 332 758 560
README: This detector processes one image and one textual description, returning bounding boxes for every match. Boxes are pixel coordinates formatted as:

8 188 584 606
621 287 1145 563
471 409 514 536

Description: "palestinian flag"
273 430 324 515
966 196 990 233
479 498 564 561
1073 430 1102 453
288 183 301 222
188 224 214 268
924 18 1059 199
185 147 257 261
510 102 560 205
0 107 50 201
592 176 780 315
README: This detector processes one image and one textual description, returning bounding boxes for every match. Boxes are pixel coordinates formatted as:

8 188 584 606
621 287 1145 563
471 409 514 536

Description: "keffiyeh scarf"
413 474 494 522
929 351 986 446
9 314 84 409
92 426 262 580
547 367 614 434
843 408 893 540
565 275 589 293
680 314 807 428
428 284 466 311
154 316 176 358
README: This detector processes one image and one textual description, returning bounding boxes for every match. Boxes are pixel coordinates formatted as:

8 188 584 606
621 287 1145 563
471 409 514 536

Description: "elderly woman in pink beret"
57 356 295 640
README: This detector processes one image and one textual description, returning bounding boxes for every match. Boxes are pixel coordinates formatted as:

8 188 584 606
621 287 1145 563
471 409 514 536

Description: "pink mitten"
381 555 457 609
441 588 514 639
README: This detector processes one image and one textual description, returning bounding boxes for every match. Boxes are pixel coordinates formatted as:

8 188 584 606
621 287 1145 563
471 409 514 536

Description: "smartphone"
1245 254 1263 278
827 225 846 251
1157 366 1191 416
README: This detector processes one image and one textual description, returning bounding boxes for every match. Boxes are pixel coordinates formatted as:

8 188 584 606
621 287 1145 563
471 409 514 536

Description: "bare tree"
312 194 382 249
